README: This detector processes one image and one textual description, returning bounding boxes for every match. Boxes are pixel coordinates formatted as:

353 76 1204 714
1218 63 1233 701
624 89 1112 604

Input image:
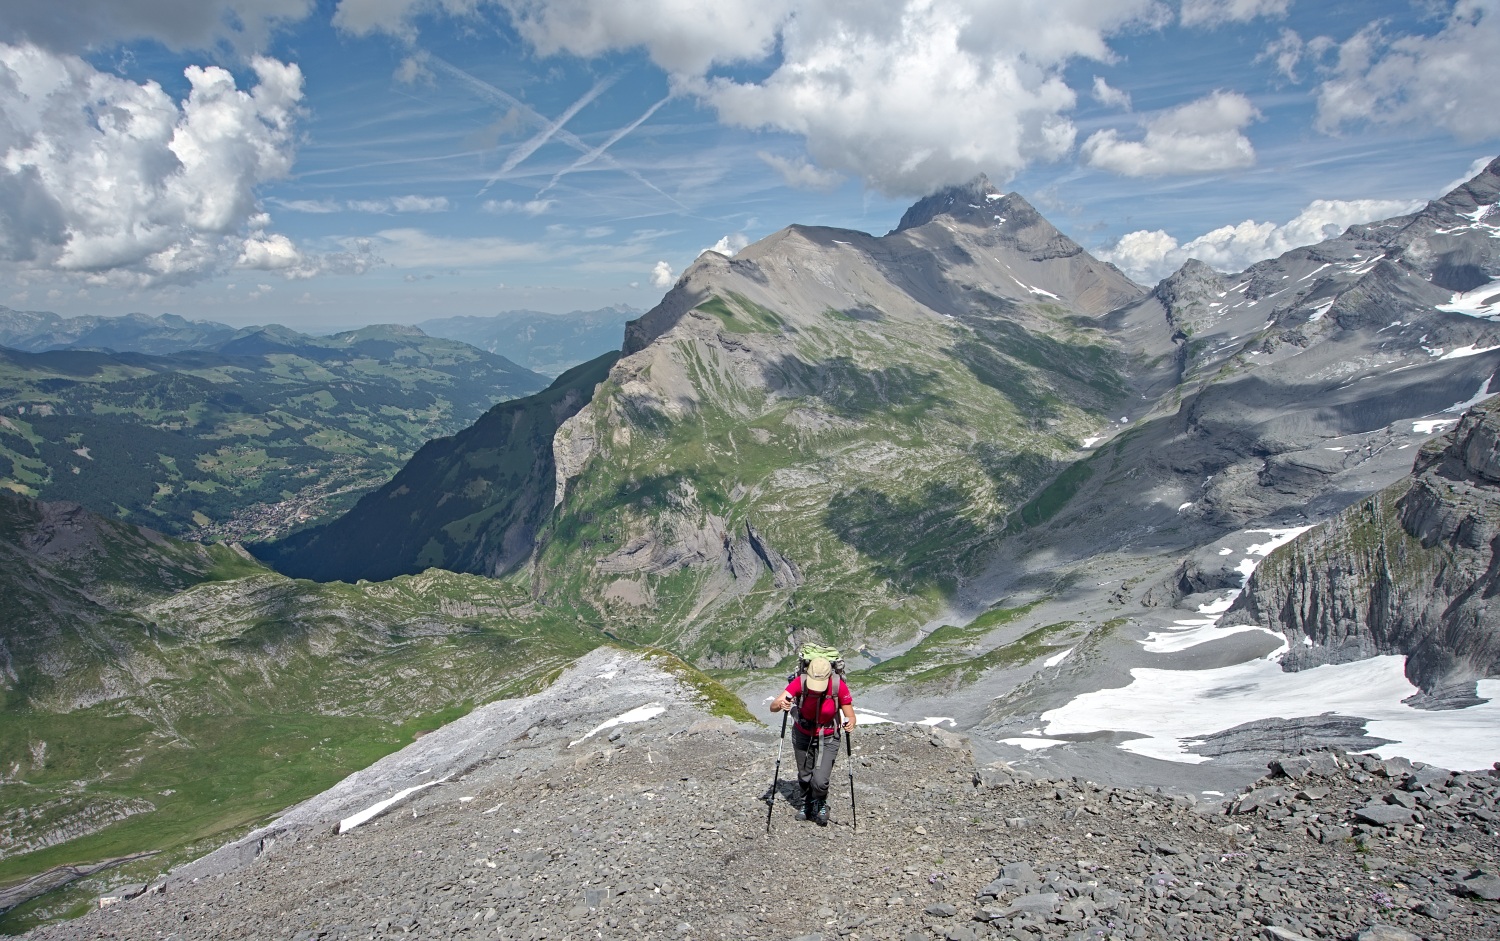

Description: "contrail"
427 55 689 211
537 96 670 197
478 72 621 195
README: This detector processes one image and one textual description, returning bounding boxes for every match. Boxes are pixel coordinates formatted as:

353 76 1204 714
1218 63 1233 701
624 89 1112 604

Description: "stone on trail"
924 903 957 917
1263 926 1316 941
998 892 1060 917
1355 926 1423 941
1459 869 1500 901
1234 787 1287 814
1352 803 1416 827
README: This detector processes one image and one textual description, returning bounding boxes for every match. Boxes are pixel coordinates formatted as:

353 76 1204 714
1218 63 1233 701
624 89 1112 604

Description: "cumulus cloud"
758 152 844 191
1099 196 1423 283
1092 76 1132 110
497 0 794 75
0 0 313 55
394 53 436 85
700 1 1169 196
1255 28 1334 82
700 234 749 258
650 260 674 288
1179 0 1290 28
1315 0 1500 140
1082 90 1259 177
0 42 309 286
361 0 1168 196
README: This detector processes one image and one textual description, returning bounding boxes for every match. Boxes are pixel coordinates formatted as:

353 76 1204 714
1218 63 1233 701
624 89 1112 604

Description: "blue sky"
1 0 1496 331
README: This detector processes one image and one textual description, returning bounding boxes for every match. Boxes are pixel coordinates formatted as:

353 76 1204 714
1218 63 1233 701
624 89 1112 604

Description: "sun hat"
803 656 832 693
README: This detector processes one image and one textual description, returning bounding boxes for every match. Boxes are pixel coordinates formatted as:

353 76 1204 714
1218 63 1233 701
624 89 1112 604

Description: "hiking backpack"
790 642 847 732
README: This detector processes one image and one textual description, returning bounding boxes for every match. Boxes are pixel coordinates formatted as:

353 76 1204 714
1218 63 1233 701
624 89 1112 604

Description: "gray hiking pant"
792 726 839 801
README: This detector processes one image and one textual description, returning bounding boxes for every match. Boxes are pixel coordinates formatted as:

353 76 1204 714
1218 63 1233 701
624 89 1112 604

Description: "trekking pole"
845 727 858 833
766 709 788 834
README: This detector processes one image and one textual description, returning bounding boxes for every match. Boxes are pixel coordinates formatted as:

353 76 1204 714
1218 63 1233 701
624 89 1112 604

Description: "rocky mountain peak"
891 173 1019 232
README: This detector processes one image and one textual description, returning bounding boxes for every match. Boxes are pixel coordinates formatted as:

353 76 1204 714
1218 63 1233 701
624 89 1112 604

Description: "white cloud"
1082 90 1259 177
1091 76 1132 110
364 228 547 268
237 232 381 279
1100 196 1424 282
0 0 313 55
394 53 435 85
1442 155 1499 196
757 152 844 191
482 198 554 216
1179 0 1290 28
0 43 306 286
650 260 674 288
389 195 450 212
269 197 342 213
375 0 1166 197
500 0 793 75
584 226 613 238
701 1 1168 196
1315 0 1500 140
700 234 749 258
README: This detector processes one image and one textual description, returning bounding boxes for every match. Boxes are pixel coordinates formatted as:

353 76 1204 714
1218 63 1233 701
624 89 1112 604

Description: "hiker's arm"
770 691 794 713
841 703 856 731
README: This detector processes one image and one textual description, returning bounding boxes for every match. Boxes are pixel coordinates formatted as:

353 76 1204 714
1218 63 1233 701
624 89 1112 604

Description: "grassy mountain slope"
252 352 620 583
0 491 596 915
527 180 1145 664
0 325 548 542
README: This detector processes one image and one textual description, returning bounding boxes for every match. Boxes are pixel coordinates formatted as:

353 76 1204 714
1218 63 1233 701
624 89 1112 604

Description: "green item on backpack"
797 642 844 675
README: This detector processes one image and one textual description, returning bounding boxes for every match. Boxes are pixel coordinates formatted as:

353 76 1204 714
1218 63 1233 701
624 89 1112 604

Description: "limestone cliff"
1223 398 1500 705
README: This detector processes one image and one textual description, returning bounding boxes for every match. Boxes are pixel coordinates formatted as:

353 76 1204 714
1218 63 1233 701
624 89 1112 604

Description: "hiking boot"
795 786 811 820
814 798 829 827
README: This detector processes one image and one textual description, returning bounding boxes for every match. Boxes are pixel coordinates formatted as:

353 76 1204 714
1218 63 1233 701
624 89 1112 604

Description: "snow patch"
1412 418 1456 435
1043 647 1074 668
1443 379 1499 414
1437 280 1500 318
917 716 956 727
1306 298 1336 323
999 737 1067 751
568 704 666 747
339 777 449 833
1440 344 1500 360
1040 656 1500 770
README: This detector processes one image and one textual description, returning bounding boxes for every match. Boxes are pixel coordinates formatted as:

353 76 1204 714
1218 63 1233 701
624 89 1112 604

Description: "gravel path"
23 654 1500 941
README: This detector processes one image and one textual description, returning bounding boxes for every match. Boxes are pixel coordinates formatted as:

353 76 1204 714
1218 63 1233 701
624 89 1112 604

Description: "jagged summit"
891 173 1009 232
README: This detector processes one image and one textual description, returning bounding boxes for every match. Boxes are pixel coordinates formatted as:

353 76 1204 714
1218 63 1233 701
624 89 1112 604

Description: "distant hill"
0 324 549 540
414 305 639 376
0 309 239 355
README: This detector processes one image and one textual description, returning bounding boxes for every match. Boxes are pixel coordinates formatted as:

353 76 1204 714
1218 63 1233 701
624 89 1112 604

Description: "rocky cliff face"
1224 397 1500 706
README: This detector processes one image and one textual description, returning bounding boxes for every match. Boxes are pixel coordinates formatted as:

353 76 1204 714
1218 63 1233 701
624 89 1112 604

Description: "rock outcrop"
1224 398 1500 704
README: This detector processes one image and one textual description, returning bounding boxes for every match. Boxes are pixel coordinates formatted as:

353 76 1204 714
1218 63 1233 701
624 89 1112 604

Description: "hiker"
769 656 855 826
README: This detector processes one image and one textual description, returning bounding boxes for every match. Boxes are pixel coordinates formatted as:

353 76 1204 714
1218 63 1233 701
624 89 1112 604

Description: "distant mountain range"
0 324 548 540
0 310 240 356
413 305 640 376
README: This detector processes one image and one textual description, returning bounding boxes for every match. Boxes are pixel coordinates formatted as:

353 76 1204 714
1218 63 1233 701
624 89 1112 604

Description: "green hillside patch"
0 331 547 541
1011 459 1095 532
697 294 783 334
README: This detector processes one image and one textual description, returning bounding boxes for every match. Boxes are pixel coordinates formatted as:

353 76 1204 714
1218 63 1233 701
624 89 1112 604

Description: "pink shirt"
785 675 852 734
